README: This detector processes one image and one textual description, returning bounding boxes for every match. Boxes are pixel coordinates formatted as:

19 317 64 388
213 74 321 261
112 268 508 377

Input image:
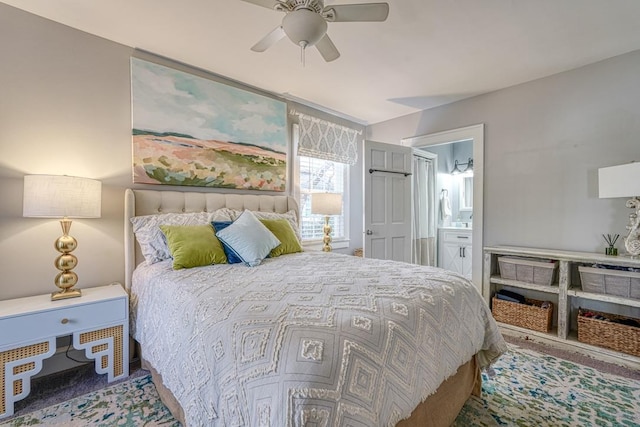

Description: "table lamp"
311 192 342 252
598 162 640 257
23 175 102 300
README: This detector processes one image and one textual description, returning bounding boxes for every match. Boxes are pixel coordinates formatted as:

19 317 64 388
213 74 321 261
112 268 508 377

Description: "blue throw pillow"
211 221 242 264
215 210 281 267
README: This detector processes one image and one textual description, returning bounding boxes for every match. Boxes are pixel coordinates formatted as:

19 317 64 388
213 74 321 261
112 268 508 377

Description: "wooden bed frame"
124 188 480 426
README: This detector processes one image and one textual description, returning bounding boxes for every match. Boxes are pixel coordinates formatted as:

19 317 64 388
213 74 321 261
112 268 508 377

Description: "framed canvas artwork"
131 58 287 191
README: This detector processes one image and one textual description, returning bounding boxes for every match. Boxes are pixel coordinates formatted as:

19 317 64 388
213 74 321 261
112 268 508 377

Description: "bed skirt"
142 354 481 427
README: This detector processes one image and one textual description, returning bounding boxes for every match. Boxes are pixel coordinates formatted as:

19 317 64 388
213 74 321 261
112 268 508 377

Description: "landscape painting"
131 58 287 191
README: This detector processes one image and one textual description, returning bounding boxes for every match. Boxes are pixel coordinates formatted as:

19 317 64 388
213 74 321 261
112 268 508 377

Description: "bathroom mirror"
459 176 473 211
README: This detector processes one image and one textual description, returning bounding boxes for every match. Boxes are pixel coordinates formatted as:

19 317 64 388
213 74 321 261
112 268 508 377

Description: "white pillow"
216 210 281 267
227 209 302 243
131 210 232 264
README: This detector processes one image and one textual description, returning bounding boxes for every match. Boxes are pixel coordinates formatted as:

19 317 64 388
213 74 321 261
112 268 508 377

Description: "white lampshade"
311 193 342 216
598 162 640 198
23 175 102 218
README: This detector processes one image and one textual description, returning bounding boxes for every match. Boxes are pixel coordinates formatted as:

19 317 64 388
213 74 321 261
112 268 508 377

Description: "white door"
364 140 412 262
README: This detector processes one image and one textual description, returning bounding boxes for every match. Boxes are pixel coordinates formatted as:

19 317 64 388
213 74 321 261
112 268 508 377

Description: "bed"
124 188 506 426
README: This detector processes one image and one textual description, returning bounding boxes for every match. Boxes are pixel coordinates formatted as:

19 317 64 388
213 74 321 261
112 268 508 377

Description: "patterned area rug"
3 344 639 426
454 345 640 426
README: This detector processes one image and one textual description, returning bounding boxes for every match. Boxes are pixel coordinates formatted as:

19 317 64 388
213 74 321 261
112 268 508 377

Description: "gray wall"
0 4 363 300
368 50 640 254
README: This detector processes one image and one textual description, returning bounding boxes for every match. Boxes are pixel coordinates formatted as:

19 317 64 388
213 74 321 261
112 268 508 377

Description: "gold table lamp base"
51 288 82 301
322 216 332 252
52 218 82 301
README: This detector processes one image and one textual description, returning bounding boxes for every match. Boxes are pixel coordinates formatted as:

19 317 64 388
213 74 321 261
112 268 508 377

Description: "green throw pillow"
260 219 303 257
159 224 227 269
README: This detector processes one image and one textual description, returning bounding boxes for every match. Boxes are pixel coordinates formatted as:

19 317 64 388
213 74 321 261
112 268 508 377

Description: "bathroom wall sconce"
451 158 473 175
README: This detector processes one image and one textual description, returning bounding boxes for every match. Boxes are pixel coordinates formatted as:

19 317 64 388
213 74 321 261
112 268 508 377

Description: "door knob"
366 230 373 235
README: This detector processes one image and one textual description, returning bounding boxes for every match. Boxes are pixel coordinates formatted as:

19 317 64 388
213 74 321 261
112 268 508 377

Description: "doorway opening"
402 124 484 294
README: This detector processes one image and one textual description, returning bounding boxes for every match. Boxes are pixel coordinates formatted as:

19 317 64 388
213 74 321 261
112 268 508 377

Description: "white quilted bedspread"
131 251 506 427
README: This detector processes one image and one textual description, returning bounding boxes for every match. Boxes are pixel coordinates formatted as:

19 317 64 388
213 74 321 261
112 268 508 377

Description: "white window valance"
292 111 361 165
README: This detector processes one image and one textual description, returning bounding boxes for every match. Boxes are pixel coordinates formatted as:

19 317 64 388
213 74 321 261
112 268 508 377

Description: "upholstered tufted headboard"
124 189 299 291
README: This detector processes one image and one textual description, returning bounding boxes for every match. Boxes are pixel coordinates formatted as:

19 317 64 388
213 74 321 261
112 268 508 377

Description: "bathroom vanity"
438 226 473 279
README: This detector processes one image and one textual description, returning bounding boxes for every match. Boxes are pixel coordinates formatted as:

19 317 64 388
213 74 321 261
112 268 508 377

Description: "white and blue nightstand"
0 283 129 419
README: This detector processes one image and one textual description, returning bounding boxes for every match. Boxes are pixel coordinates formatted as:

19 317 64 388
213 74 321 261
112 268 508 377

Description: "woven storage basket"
579 266 640 299
498 257 557 286
354 248 363 257
491 297 553 332
577 308 640 357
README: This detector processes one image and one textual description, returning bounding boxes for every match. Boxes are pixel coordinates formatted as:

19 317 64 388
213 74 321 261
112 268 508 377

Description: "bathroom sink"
448 222 472 229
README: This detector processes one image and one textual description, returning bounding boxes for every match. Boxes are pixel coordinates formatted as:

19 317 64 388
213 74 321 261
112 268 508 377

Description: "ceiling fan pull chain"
300 41 307 67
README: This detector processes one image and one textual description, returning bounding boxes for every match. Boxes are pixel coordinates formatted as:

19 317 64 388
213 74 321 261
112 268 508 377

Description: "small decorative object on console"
603 233 619 256
625 199 640 257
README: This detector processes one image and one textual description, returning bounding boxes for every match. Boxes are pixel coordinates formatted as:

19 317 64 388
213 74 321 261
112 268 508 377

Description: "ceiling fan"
241 0 389 64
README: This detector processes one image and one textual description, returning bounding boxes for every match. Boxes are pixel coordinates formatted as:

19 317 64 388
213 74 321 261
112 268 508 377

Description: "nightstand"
0 284 129 419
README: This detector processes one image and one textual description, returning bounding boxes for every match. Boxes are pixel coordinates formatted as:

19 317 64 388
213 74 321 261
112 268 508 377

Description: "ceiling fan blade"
239 0 280 10
251 26 286 52
315 34 340 62
323 3 389 22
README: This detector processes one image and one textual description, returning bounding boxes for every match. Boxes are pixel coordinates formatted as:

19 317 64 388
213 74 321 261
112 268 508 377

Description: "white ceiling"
4 0 640 124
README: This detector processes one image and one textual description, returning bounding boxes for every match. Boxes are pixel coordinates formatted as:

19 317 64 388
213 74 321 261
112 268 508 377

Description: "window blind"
292 111 360 165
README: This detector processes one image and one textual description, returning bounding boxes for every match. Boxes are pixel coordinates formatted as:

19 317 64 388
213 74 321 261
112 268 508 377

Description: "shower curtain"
412 155 436 266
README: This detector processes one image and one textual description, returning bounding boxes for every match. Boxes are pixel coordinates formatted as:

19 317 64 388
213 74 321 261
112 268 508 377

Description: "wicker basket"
577 308 640 357
579 266 640 299
354 248 363 257
498 257 557 286
491 296 553 332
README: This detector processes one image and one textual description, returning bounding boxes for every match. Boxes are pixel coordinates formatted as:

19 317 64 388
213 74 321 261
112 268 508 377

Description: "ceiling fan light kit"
244 0 389 64
282 9 327 46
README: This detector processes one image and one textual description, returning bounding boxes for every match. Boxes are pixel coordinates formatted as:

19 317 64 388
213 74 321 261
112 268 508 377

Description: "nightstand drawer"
1 299 125 346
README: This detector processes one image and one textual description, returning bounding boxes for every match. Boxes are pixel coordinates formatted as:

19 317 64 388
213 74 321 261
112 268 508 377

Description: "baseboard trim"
499 324 640 371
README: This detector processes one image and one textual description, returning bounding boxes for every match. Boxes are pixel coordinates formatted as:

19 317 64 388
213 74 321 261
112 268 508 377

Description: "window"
292 120 355 246
298 156 348 242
